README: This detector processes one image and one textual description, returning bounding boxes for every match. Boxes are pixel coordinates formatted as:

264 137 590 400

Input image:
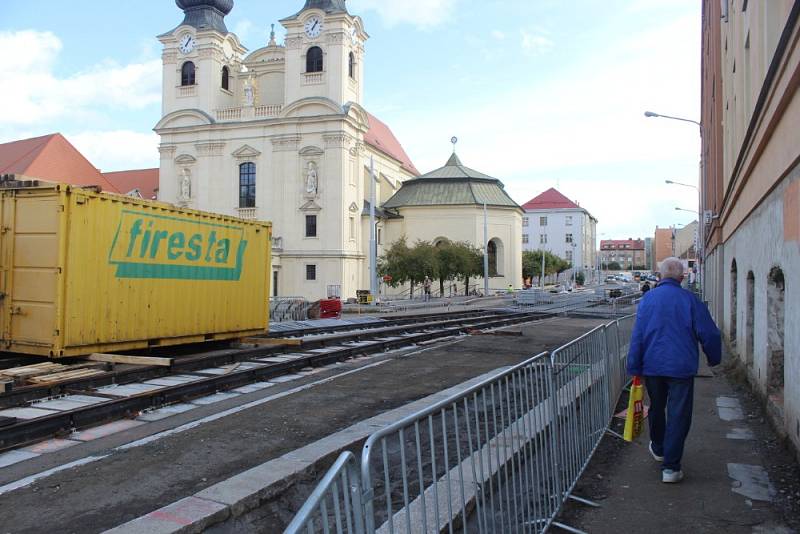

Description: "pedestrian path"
559 351 800 533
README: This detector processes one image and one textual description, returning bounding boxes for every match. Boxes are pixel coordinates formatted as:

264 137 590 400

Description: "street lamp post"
645 110 705 299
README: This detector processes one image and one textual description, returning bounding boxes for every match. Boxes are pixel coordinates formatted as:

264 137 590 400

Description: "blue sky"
1 0 701 239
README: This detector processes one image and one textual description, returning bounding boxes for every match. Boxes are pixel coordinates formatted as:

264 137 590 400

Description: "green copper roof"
382 153 521 209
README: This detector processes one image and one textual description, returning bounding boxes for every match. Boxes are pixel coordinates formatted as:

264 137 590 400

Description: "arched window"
348 52 355 79
306 46 323 73
487 241 498 277
239 162 256 208
181 61 196 86
221 66 230 91
767 267 785 396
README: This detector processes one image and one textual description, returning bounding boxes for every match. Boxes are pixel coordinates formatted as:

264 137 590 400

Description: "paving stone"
33 396 106 411
726 427 755 440
95 383 163 397
0 407 59 420
143 375 204 386
727 463 776 502
21 438 80 454
0 449 40 469
190 392 240 405
137 403 197 422
71 419 145 441
231 382 275 394
267 374 304 383
105 496 229 534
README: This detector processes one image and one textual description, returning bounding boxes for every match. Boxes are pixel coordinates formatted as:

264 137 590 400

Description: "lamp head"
665 180 674 184
644 111 659 118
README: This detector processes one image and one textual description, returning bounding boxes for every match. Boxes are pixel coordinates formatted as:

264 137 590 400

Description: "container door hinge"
9 306 24 316
0 292 5 300
0 226 9 234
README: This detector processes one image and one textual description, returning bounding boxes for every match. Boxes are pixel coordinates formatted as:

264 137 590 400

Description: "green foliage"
379 237 484 296
607 261 622 271
575 272 585 285
522 250 571 281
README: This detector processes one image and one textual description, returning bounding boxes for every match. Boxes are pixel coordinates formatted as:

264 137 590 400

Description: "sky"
1 0 702 240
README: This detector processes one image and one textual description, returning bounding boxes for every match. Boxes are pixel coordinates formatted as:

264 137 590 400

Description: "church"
156 0 522 300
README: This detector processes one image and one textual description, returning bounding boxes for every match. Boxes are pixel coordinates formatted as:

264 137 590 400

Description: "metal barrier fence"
287 315 637 534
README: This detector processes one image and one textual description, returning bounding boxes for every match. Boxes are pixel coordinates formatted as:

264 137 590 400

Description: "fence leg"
605 428 625 441
550 521 591 534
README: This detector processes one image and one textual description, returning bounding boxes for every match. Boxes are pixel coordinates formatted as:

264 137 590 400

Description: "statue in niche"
179 168 192 202
305 162 318 195
243 76 255 107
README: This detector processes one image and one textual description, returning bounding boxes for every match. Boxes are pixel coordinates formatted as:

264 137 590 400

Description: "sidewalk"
558 350 800 533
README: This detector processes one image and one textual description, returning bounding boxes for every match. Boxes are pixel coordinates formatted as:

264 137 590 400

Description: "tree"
407 240 438 296
522 250 571 286
607 261 622 271
575 272 585 286
378 237 412 290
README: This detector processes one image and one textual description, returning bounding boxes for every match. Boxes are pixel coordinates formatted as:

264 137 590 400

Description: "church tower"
280 0 367 107
158 0 246 119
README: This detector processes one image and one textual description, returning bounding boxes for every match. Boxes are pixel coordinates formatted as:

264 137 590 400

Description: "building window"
306 264 317 281
566 250 573 261
348 52 356 79
349 216 356 240
565 233 573 243
488 240 498 276
238 162 256 208
377 227 382 245
522 216 529 227
540 234 547 244
522 234 529 244
565 215 573 226
221 66 230 91
181 61 196 86
306 46 324 73
540 216 548 226
305 215 317 237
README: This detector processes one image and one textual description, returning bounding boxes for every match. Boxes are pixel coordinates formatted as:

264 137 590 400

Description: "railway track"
0 309 548 452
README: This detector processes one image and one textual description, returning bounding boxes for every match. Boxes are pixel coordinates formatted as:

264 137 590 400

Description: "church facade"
156 0 522 300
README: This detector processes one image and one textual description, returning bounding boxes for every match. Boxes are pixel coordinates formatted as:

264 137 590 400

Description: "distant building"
653 227 674 270
599 239 645 270
701 0 797 453
674 221 698 260
644 237 654 271
521 188 597 279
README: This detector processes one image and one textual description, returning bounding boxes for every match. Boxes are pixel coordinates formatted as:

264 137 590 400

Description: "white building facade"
155 0 419 300
521 188 598 281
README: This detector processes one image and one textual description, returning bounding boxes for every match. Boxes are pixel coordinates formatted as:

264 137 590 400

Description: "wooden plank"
0 363 67 379
29 369 107 385
240 337 303 347
87 353 173 367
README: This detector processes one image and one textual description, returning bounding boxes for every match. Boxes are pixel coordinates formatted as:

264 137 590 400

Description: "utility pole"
369 156 377 304
483 202 489 296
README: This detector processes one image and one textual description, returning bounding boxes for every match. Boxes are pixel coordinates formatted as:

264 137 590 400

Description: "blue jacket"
627 278 722 378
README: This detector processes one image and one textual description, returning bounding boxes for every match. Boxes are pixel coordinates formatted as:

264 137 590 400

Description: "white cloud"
0 30 161 127
348 0 457 28
491 30 506 40
69 130 160 172
521 30 554 56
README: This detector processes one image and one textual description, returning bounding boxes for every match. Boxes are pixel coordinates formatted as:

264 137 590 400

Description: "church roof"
284 0 348 19
0 133 120 192
103 168 160 200
365 113 419 175
174 0 233 33
382 153 520 210
521 187 580 210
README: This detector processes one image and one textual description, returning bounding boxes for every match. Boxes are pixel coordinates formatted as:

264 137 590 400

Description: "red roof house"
0 134 120 192
522 187 580 210
103 168 159 200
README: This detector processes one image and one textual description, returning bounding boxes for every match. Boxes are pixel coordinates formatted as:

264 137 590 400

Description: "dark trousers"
645 376 694 471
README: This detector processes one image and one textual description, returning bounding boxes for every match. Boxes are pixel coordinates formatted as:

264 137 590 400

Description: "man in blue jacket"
627 257 722 483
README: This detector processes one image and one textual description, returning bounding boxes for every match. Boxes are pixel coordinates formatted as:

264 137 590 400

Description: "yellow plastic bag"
623 376 645 442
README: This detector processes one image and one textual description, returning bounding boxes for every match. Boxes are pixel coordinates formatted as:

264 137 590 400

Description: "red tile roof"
365 113 419 175
103 168 159 200
0 133 120 192
522 187 580 210
600 239 645 250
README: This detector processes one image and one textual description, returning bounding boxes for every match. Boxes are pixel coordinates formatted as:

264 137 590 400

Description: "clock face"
179 34 196 54
304 16 323 38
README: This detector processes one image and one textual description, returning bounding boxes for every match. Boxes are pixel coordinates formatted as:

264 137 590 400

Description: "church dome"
175 0 233 33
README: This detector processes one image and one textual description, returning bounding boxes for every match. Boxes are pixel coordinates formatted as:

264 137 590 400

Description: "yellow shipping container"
0 184 271 358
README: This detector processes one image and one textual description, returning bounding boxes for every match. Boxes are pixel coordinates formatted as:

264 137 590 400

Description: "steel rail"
0 311 549 452
0 310 509 410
